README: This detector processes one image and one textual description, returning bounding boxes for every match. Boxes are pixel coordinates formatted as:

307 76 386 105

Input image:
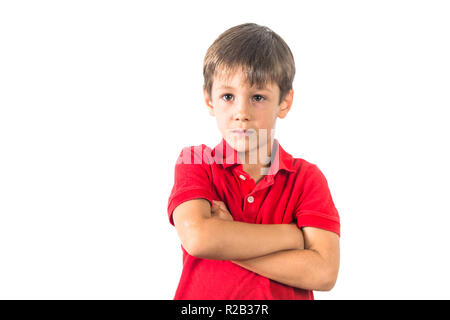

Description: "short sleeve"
167 145 216 226
295 164 340 237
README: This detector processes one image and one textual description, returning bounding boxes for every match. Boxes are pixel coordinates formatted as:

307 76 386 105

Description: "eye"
222 94 234 102
253 95 265 102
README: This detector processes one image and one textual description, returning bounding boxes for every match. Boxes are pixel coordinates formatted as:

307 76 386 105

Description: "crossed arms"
172 198 340 291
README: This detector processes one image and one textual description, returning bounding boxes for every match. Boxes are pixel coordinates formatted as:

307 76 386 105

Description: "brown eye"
253 95 265 102
222 94 233 101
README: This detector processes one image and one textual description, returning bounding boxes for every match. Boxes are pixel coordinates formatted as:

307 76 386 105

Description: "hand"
211 200 234 222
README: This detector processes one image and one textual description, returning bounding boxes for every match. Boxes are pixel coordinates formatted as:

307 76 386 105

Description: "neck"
238 139 275 175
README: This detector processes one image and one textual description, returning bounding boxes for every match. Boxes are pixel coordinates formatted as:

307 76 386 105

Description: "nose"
233 98 251 122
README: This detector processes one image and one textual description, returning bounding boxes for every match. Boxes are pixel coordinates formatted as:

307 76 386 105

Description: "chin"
227 136 257 153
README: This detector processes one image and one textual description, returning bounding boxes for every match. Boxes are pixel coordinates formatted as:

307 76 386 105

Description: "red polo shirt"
167 138 340 300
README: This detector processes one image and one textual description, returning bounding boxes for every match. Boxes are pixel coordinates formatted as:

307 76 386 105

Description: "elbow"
181 220 212 258
316 268 339 292
318 277 337 292
184 234 207 258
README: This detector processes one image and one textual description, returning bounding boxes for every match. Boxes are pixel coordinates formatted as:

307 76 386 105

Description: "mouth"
231 129 255 136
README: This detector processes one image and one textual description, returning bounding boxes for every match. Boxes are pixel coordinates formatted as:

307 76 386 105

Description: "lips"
231 129 255 136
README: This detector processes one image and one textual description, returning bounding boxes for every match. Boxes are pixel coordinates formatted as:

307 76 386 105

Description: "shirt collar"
212 137 296 175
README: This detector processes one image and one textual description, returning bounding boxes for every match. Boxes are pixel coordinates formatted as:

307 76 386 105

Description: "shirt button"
247 196 254 203
239 174 246 180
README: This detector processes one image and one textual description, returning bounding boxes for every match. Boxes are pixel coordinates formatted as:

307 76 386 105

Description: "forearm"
232 249 335 291
191 218 303 261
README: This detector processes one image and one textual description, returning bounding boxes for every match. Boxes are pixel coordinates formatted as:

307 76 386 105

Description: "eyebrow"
218 85 272 92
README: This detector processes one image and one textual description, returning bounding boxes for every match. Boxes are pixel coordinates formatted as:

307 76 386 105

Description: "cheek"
214 113 228 130
259 112 277 125
214 108 229 121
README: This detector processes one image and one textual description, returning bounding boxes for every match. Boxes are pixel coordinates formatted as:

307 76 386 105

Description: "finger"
216 201 225 209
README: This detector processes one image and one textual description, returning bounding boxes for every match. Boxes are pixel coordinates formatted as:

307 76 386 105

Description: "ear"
277 89 294 119
203 85 215 116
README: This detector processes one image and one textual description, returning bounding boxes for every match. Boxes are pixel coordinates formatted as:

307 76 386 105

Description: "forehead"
213 67 276 91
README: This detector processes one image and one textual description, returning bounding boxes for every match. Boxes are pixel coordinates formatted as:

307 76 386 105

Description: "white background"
1 0 449 299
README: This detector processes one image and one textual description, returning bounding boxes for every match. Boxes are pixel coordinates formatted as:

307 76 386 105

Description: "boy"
167 23 340 300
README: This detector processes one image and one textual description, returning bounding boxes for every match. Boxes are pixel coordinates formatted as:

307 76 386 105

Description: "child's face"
204 68 293 156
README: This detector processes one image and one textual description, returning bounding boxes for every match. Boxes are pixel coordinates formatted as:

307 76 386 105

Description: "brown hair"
203 23 295 105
